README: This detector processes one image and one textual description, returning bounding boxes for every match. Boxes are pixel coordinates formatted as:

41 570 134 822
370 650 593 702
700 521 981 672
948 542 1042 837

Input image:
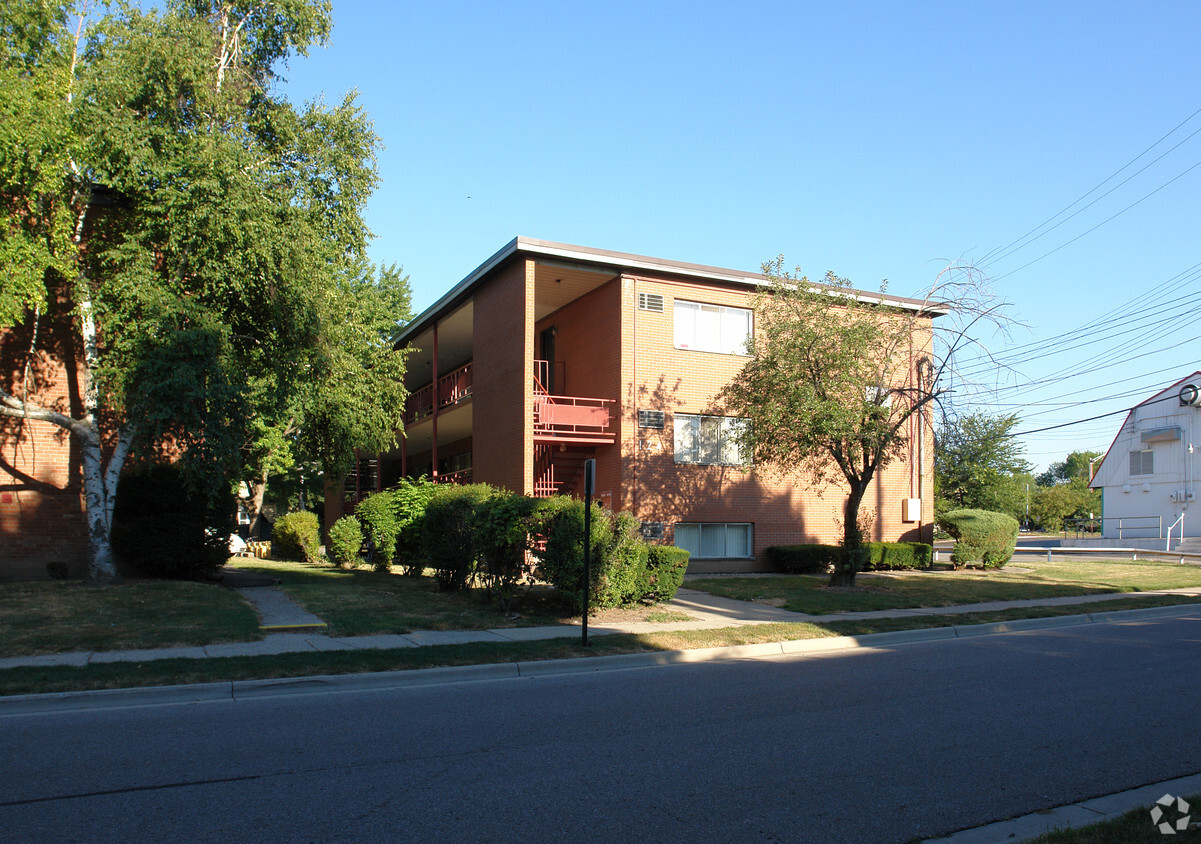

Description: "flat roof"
396 236 945 345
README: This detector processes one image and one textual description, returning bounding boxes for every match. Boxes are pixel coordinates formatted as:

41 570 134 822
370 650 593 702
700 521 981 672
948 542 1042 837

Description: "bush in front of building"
641 545 690 602
393 477 438 575
355 490 399 571
328 515 363 568
271 510 321 563
423 483 495 591
474 488 540 611
938 509 1018 568
534 497 650 612
765 544 841 574
111 462 235 579
863 542 933 571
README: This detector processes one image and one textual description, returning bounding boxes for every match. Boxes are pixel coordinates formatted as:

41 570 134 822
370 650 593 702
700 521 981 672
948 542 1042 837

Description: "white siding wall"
1095 401 1200 538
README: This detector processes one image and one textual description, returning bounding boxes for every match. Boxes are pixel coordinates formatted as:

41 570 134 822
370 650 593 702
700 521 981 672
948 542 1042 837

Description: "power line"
979 105 1201 267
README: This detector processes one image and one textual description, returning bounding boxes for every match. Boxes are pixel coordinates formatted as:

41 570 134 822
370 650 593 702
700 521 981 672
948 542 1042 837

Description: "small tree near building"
722 258 1005 587
935 412 1031 520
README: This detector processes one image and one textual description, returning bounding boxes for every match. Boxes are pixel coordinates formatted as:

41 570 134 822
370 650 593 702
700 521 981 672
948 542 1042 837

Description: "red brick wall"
473 258 534 495
620 273 936 562
0 303 89 581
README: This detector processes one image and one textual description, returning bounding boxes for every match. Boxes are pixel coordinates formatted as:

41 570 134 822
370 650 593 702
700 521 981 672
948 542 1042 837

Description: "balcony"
405 361 473 424
532 359 614 445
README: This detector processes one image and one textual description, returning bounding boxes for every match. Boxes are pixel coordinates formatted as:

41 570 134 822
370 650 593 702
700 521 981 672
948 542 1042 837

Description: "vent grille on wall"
637 292 664 312
640 521 665 541
638 409 665 429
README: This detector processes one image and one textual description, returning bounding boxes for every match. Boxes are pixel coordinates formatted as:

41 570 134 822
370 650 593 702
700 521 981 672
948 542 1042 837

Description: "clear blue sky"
279 1 1201 473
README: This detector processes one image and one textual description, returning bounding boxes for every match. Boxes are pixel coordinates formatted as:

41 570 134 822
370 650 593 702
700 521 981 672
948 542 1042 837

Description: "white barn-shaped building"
1090 371 1201 541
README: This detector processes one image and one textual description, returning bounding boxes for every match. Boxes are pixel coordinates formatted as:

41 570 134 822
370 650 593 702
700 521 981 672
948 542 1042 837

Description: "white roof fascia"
395 236 945 347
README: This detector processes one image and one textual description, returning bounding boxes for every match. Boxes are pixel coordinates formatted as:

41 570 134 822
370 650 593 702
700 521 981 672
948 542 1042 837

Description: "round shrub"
272 510 320 562
533 497 650 612
328 515 363 568
939 509 1019 568
111 462 235 580
642 545 690 602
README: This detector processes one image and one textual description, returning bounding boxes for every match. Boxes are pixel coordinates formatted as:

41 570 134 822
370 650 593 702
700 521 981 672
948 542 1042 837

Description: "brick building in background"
331 238 939 572
0 279 89 581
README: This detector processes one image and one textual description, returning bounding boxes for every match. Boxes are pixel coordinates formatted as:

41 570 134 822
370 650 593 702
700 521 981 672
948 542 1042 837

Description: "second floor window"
1129 450 1154 476
674 300 751 355
674 414 750 466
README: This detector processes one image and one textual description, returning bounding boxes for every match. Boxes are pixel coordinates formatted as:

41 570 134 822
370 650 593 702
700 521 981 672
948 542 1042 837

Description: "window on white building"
673 300 752 355
673 414 750 466
674 523 753 558
1129 450 1154 476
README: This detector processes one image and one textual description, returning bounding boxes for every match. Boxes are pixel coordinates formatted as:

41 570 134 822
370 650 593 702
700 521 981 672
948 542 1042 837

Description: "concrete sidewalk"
2 584 1200 671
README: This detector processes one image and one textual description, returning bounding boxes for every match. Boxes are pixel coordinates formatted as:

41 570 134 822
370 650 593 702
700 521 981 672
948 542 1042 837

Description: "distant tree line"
935 412 1101 533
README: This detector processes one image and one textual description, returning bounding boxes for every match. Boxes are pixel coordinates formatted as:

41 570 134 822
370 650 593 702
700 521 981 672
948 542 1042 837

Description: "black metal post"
582 459 596 647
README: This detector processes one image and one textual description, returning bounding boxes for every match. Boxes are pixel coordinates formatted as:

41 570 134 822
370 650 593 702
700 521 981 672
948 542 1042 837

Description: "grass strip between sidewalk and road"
2 593 1198 698
1020 791 1201 842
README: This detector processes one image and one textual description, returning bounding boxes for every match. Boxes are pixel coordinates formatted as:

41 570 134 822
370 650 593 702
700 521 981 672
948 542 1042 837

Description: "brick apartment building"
330 237 938 572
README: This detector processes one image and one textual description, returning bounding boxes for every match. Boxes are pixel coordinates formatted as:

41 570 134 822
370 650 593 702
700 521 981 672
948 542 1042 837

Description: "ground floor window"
673 523 753 558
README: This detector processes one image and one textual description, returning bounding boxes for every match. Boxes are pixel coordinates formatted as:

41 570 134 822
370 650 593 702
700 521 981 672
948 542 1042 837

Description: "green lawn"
1022 792 1201 842
229 558 576 636
686 559 1201 614
3 555 1200 696
0 579 261 657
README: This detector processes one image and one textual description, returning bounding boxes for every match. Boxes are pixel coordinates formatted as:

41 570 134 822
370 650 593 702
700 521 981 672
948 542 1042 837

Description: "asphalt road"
3 614 1200 843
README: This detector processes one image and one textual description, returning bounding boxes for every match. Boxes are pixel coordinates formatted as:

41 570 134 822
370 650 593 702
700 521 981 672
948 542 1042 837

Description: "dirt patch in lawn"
561 605 697 626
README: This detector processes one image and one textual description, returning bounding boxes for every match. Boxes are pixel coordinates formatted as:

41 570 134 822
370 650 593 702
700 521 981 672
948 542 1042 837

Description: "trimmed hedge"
864 542 933 571
111 463 234 579
766 544 840 574
642 545 690 602
938 509 1019 568
768 542 933 574
272 511 321 562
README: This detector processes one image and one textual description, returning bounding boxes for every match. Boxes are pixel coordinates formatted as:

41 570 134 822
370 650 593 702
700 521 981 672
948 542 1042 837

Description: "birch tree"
721 258 1004 587
0 0 386 580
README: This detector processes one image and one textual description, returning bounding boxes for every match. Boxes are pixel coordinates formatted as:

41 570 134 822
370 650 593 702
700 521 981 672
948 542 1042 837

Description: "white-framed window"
673 300 751 355
674 523 753 559
674 414 749 466
1129 450 1154 476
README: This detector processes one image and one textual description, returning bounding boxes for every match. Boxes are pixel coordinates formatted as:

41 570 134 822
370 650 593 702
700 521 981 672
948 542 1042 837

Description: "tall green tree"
1036 450 1102 487
242 258 411 534
0 1 394 580
935 412 1031 517
721 258 1004 586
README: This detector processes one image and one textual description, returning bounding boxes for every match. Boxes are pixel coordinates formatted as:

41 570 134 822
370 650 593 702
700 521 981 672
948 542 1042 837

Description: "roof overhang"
394 237 946 347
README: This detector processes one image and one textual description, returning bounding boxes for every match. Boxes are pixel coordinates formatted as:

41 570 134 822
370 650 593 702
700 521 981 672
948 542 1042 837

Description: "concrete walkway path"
2 583 1199 671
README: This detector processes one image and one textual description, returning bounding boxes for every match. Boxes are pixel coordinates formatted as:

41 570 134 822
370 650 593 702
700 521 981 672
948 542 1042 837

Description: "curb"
3 602 1198 717
923 771 1201 843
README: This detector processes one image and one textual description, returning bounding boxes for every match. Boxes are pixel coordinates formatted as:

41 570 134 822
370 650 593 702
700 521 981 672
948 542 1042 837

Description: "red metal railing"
405 361 473 423
434 468 473 486
532 359 614 442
